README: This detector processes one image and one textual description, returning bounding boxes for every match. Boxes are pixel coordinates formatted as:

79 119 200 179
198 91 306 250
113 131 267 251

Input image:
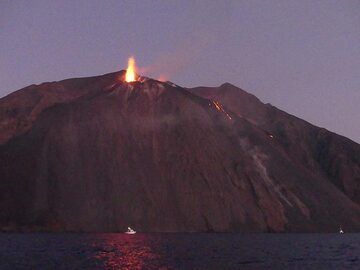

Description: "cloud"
142 1 232 81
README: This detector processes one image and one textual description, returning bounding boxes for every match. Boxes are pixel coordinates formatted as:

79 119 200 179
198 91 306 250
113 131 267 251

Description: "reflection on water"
0 233 359 269
92 234 164 269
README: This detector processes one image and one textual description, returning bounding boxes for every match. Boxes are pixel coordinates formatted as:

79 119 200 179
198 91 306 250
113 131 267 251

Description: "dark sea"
0 233 359 269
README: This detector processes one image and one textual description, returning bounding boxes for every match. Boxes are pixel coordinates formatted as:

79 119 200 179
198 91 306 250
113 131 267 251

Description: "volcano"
0 70 359 232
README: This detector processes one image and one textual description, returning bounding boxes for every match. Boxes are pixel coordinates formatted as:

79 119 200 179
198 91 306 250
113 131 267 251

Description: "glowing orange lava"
125 57 136 82
212 100 232 120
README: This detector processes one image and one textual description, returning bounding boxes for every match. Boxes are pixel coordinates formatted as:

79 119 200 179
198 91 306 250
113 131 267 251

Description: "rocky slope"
0 71 359 232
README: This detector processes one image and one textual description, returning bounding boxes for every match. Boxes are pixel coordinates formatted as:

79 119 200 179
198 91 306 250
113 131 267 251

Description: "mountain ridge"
0 70 359 232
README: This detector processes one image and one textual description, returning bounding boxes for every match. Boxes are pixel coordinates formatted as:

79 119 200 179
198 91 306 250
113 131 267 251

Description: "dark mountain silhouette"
0 71 359 232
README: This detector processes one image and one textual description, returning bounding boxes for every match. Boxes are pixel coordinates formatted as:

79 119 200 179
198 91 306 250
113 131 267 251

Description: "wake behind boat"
125 227 136 234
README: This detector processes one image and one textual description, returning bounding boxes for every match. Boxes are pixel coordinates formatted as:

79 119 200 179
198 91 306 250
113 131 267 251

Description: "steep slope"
190 83 360 205
0 72 120 145
0 71 359 232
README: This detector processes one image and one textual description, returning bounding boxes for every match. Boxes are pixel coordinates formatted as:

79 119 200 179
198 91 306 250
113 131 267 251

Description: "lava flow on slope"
0 58 359 233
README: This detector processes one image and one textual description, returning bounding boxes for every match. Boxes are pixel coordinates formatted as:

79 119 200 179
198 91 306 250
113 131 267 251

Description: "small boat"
125 227 136 234
339 226 344 234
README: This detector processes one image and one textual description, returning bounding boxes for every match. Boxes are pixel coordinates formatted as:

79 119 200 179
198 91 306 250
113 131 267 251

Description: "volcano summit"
0 70 359 232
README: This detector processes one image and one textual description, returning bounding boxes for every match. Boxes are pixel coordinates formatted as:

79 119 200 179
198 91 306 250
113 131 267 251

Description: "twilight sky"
1 1 359 142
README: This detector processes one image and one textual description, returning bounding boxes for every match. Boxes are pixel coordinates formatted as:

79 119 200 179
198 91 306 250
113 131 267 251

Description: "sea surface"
0 233 359 269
